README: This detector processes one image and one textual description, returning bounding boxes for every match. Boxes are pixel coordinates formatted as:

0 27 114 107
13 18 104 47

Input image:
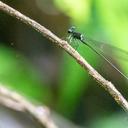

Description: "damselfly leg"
67 26 80 49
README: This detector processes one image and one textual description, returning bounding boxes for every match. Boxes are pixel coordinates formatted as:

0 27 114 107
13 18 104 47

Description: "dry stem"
0 84 57 128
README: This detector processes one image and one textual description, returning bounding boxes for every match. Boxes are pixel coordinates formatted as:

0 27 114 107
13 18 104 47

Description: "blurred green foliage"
0 45 51 103
1 0 128 127
96 0 128 73
90 112 128 128
54 0 91 24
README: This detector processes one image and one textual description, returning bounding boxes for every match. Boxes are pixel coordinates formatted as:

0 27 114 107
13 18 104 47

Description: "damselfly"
67 26 128 80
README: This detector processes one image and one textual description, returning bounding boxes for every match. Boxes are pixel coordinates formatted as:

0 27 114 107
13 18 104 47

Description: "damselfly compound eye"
68 26 76 33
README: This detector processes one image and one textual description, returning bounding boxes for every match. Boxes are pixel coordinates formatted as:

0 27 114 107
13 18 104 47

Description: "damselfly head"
68 26 76 34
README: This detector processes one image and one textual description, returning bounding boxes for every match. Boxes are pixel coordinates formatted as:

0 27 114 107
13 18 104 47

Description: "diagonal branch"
0 0 128 114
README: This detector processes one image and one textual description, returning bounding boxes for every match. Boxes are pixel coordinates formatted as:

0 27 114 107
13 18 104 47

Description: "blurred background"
0 0 128 127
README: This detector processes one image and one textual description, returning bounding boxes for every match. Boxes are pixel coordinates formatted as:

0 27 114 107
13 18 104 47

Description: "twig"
0 84 58 128
0 0 128 113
